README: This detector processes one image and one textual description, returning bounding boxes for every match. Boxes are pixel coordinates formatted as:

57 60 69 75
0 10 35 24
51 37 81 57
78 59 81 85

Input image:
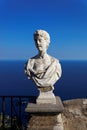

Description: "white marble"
25 30 62 104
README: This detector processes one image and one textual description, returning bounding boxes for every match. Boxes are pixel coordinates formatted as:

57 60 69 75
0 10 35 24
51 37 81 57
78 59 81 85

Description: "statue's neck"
38 51 47 59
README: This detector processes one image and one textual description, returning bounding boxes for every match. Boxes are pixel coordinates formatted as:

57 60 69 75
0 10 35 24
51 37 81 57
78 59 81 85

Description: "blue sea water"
0 60 87 100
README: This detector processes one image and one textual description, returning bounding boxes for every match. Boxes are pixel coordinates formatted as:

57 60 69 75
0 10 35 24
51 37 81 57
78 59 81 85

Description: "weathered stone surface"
27 113 64 130
25 96 64 130
27 114 57 130
25 96 64 113
62 98 87 130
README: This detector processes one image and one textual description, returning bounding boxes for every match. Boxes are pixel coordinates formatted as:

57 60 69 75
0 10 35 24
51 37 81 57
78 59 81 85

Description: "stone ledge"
25 96 64 113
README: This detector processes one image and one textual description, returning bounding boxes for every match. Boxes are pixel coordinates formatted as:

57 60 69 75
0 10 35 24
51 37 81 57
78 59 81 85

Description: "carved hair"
34 30 50 46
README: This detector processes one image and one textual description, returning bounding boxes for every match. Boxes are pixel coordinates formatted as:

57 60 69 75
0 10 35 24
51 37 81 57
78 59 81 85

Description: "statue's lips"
37 46 43 49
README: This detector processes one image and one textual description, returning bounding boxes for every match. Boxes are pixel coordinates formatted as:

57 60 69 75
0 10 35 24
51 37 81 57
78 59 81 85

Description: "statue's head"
33 30 50 53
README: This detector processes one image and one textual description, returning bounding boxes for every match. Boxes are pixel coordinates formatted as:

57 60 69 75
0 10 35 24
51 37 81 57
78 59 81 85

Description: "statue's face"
34 36 48 53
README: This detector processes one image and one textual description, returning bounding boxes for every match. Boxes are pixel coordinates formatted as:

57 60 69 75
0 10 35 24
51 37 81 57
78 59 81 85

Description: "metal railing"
0 96 36 130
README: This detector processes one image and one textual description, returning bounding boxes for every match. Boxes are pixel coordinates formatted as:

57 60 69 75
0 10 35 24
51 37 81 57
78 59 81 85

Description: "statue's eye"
39 39 42 42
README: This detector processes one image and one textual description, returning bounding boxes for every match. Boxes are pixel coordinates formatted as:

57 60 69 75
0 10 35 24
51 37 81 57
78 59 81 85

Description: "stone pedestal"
25 97 64 130
36 91 56 104
36 86 56 104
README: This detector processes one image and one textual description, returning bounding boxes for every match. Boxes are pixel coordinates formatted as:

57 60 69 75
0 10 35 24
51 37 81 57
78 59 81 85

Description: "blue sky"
0 0 87 60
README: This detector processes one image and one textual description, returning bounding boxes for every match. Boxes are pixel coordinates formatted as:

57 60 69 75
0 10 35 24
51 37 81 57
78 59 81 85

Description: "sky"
0 0 87 60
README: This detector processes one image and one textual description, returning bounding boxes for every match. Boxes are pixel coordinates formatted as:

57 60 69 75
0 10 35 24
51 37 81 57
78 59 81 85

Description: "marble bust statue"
25 30 62 104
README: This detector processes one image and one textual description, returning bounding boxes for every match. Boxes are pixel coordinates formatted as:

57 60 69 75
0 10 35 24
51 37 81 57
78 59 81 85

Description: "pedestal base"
37 86 56 104
25 97 64 130
27 113 63 130
36 91 56 104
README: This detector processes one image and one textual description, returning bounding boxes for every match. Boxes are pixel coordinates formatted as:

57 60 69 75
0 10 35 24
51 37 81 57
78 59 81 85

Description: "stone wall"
62 99 87 130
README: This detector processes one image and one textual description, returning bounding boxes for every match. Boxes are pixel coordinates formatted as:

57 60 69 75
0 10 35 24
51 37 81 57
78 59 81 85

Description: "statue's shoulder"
49 55 59 63
31 55 38 59
27 55 38 64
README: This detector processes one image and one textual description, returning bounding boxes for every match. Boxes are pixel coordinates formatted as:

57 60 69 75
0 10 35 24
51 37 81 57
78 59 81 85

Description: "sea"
0 60 87 100
0 60 87 128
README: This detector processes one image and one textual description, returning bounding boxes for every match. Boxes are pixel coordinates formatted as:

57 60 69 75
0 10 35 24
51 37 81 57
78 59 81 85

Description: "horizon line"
0 59 87 61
